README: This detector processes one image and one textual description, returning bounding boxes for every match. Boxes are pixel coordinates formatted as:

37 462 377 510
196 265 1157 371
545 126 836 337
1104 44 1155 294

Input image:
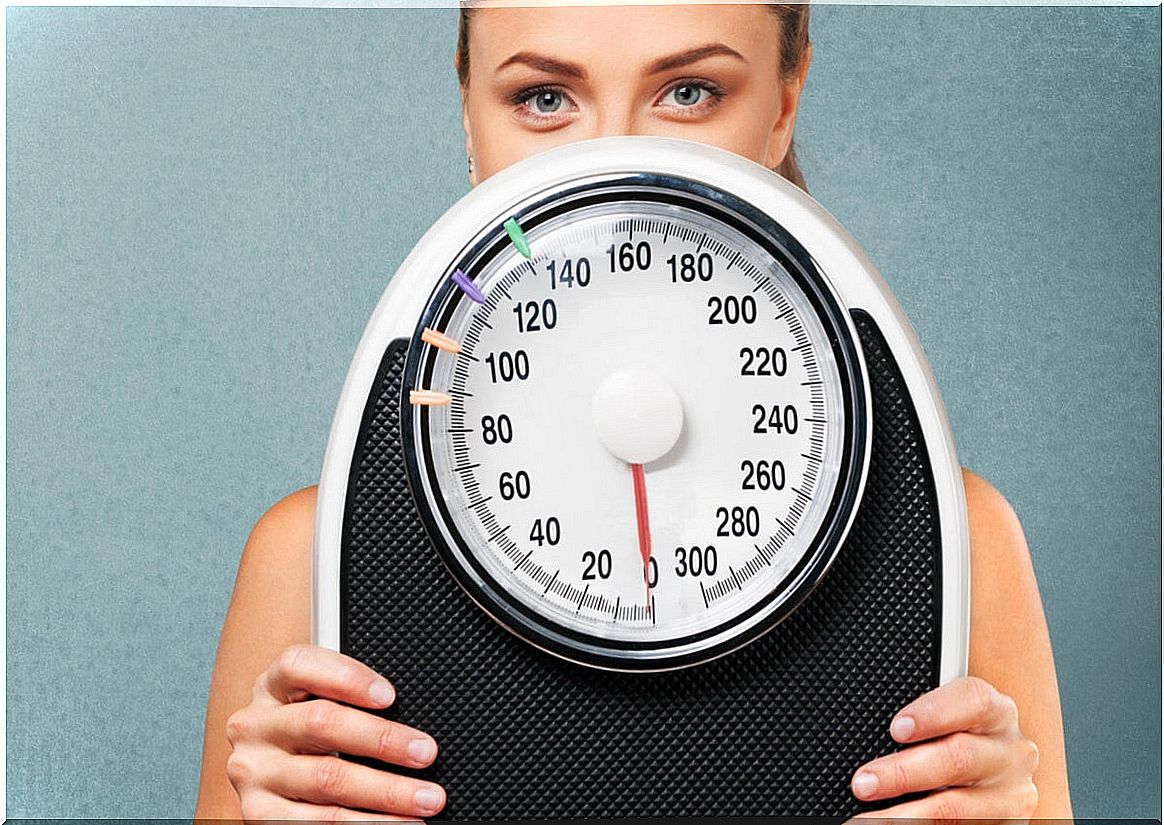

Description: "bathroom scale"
313 135 970 818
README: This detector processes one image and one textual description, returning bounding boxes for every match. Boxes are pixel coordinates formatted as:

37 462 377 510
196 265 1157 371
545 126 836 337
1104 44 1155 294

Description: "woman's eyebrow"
645 43 747 74
494 43 747 80
496 52 587 79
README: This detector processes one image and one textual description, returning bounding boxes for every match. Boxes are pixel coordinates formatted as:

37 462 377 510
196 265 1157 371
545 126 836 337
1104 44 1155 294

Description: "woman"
193 3 1073 821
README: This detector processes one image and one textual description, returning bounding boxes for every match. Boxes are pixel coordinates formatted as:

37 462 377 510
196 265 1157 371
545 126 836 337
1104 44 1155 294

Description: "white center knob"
591 367 684 465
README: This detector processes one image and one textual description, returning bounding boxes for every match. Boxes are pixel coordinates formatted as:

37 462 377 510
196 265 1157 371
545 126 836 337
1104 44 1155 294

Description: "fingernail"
890 714 915 741
408 736 437 764
415 785 445 812
852 771 878 798
369 679 395 706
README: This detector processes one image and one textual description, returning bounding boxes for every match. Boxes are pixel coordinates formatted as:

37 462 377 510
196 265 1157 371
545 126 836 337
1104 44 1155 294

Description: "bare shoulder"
248 484 318 549
231 485 317 607
232 484 319 640
961 466 1023 541
960 465 1042 626
959 466 1036 580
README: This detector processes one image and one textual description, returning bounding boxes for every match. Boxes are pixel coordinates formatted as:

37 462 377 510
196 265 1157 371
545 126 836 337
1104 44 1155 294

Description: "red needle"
631 462 652 610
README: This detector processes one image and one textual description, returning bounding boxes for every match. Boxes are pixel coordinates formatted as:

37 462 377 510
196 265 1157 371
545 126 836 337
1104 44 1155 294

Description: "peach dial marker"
421 327 463 354
409 389 452 406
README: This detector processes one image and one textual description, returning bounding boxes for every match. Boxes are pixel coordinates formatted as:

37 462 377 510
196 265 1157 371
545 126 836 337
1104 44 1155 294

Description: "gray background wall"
7 4 1160 817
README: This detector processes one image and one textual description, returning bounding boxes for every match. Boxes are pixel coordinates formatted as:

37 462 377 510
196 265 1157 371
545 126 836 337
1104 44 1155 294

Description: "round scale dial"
402 178 869 671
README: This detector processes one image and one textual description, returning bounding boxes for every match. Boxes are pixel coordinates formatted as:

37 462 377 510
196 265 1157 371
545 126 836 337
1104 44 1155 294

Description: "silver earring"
467 153 475 177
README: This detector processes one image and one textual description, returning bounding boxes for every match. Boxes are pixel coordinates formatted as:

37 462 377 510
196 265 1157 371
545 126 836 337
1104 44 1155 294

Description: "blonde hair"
454 3 811 192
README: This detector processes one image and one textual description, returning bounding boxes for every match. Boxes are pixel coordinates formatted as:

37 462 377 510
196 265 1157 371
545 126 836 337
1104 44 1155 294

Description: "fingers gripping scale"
314 135 970 817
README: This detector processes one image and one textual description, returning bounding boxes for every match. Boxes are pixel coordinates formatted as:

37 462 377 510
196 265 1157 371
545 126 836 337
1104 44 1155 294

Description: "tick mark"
576 583 590 613
486 523 511 543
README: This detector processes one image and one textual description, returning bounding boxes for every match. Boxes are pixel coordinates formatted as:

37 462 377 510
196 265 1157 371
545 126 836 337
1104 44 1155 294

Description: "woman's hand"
849 675 1041 822
224 643 447 822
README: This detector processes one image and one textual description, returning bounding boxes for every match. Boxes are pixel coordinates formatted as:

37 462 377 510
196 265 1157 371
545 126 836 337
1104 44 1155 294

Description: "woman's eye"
517 87 570 117
507 85 578 126
665 83 707 107
659 81 724 109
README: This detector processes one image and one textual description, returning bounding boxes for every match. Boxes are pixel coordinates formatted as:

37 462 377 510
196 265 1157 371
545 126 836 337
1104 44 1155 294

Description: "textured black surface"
338 309 942 817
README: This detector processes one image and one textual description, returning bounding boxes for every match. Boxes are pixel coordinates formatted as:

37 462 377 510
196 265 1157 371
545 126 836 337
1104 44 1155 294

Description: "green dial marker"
504 217 531 258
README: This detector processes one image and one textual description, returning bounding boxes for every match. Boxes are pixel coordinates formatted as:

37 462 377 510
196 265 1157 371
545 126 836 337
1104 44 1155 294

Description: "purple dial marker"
451 269 485 304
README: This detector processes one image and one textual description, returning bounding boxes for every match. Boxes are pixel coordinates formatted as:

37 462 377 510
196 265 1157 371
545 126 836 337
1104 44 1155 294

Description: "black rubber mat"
337 307 942 817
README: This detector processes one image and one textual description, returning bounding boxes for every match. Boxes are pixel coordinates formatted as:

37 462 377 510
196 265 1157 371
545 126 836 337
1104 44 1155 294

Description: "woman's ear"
764 42 812 171
461 89 478 187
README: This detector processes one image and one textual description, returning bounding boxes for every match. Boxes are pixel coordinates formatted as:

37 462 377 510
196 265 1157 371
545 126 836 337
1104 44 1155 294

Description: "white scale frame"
312 135 970 683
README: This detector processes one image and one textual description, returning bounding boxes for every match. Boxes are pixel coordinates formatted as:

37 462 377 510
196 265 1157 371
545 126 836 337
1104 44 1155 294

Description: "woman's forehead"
466 3 780 74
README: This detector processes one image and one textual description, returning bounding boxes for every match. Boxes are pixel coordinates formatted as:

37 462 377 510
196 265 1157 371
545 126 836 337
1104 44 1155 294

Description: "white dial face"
407 188 865 668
